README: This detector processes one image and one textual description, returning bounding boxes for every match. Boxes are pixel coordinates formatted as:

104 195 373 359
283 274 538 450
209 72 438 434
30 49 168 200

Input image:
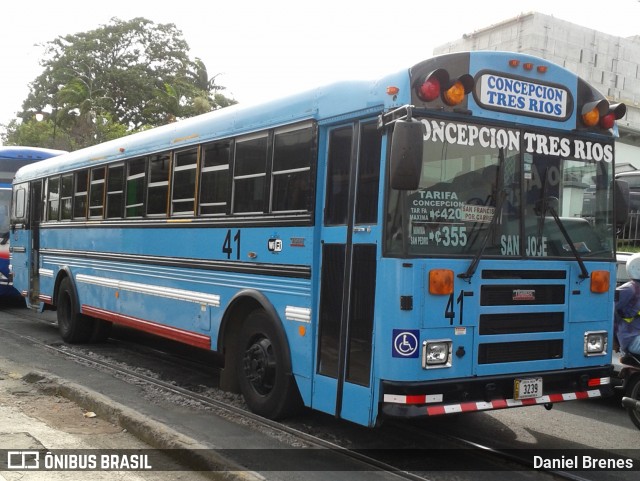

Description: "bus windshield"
385 117 615 260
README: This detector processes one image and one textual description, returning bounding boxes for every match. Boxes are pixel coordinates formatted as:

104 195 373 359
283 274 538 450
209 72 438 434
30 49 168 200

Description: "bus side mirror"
614 179 630 226
389 120 425 191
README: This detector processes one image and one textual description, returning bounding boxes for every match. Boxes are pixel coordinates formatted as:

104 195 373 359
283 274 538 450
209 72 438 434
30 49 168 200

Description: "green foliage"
2 17 235 150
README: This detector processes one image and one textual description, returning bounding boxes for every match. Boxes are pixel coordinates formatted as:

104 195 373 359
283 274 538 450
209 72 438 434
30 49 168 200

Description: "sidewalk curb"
21 370 263 481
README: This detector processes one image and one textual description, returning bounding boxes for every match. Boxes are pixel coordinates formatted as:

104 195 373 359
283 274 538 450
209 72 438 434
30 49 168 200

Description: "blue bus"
10 52 627 427
1 146 65 298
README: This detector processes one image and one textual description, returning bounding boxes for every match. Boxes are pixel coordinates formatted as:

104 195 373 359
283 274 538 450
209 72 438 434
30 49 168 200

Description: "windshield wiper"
458 190 506 281
537 198 590 280
0 232 9 246
535 168 589 280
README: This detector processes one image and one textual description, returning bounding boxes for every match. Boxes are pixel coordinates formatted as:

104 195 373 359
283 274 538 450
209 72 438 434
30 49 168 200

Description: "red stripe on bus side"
82 305 211 350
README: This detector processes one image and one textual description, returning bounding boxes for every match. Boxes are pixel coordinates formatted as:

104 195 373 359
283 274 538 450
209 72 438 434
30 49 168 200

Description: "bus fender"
218 289 293 393
53 267 78 311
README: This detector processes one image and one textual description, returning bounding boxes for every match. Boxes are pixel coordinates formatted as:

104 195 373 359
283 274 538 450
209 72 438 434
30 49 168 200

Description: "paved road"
0 306 408 481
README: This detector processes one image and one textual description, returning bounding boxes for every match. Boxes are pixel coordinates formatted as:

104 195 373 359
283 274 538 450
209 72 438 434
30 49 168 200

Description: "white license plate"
514 377 543 400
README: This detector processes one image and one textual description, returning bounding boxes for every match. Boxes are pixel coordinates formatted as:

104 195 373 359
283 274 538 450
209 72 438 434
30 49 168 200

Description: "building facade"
434 12 640 169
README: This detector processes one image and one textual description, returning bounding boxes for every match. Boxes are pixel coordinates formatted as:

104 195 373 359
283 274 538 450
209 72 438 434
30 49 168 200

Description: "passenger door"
313 119 381 426
10 181 42 307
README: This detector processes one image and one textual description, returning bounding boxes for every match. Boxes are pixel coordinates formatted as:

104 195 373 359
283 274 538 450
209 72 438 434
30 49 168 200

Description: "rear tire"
236 310 301 419
57 277 94 343
90 319 113 343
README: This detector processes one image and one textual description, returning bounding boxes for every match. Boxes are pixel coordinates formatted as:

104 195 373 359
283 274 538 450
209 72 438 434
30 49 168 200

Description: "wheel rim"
242 336 276 396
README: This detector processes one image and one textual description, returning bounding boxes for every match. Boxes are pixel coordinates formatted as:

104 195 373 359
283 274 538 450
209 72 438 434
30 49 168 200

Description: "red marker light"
417 77 441 102
600 112 616 130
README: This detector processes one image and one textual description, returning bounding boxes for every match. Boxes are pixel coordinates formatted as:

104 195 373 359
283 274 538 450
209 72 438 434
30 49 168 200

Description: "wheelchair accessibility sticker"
392 329 419 358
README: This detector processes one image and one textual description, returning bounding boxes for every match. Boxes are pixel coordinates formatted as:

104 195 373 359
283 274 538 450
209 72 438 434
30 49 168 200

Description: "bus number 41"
222 229 241 260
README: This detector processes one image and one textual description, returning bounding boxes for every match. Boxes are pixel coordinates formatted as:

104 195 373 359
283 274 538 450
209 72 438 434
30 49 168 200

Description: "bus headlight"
584 331 608 356
422 339 452 369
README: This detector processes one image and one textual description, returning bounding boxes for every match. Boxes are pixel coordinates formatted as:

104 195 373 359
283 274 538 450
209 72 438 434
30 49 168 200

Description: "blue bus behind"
1 146 65 298
10 52 625 427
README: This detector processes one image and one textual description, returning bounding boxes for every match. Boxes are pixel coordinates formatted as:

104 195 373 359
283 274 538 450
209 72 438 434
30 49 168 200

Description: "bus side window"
89 167 106 219
73 170 88 220
171 148 198 216
271 124 314 213
233 135 268 214
46 175 60 221
107 164 125 219
126 158 146 218
147 153 170 216
200 140 230 216
60 174 73 220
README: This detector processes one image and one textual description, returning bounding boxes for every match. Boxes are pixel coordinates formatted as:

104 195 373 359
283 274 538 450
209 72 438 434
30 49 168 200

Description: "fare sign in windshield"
477 73 570 120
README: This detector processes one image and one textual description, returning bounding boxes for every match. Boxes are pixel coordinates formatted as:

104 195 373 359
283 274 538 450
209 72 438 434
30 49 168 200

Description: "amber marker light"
387 86 400 96
582 107 600 127
443 81 466 106
429 269 454 295
590 270 610 293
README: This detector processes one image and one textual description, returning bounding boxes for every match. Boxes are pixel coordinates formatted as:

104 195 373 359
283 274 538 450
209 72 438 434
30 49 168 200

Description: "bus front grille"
478 340 563 364
480 285 565 305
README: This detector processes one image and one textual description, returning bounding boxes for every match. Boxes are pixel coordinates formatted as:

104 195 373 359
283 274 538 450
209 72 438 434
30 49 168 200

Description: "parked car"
615 171 640 212
617 251 633 286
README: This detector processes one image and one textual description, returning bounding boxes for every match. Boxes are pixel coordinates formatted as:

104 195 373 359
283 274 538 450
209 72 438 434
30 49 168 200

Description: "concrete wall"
434 12 640 171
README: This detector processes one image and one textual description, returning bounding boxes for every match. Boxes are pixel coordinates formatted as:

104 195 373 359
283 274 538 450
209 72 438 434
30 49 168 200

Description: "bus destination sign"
477 73 570 120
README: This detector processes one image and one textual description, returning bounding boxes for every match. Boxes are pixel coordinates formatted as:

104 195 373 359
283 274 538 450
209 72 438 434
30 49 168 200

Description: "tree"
2 17 235 149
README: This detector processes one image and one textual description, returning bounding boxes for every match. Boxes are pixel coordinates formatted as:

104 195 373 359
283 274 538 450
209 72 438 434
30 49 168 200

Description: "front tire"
57 277 94 343
236 310 301 419
626 376 640 430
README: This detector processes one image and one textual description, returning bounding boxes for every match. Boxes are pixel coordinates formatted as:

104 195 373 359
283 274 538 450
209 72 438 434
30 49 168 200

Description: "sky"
2 0 640 142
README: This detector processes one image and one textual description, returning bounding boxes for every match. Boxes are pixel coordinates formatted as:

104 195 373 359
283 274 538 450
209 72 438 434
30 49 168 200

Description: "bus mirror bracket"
389 119 425 191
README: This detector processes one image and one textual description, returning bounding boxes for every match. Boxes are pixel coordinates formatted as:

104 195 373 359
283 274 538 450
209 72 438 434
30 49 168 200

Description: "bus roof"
13 75 398 183
1 146 67 185
13 50 606 184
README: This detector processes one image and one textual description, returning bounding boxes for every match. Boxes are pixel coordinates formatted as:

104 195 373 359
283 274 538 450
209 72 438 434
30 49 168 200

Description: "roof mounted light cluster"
581 100 626 131
415 68 474 107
